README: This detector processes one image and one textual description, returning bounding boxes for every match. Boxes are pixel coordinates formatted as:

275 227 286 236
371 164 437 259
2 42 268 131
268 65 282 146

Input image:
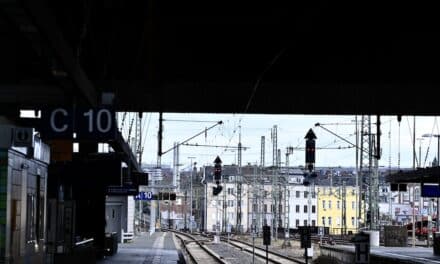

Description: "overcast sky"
118 113 440 170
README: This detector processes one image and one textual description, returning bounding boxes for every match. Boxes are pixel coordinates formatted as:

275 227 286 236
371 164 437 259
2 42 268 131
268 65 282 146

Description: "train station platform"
321 244 440 264
97 232 183 264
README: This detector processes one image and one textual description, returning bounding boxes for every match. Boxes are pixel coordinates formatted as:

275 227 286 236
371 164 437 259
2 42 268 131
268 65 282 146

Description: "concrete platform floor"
97 232 183 264
323 244 440 264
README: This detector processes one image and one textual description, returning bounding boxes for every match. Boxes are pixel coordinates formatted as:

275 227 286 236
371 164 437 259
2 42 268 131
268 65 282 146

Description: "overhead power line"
181 143 249 150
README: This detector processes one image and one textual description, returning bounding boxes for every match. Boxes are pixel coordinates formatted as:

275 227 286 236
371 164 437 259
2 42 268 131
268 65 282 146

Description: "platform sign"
42 108 73 139
298 226 312 248
134 191 153 200
251 224 257 233
352 232 370 264
421 183 440 197
263 225 271 245
150 168 163 181
42 107 116 140
318 226 324 237
107 185 138 195
75 108 116 140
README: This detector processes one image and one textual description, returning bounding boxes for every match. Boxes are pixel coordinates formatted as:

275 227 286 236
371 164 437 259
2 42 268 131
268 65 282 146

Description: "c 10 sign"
42 107 116 140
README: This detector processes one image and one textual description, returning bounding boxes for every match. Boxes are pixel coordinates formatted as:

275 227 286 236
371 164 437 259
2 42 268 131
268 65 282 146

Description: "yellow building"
317 185 360 235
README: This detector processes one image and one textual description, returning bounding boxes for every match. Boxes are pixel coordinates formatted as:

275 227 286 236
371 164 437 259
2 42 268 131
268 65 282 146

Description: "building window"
264 204 268 213
296 191 300 198
296 219 300 227
337 201 340 209
304 191 309 198
328 201 332 209
26 194 36 241
227 188 234 195
228 200 234 207
312 220 316 226
352 201 356 210
322 217 325 225
351 217 355 226
322 200 326 209
312 205 316 213
304 205 308 213
312 191 316 198
328 217 332 225
296 205 300 213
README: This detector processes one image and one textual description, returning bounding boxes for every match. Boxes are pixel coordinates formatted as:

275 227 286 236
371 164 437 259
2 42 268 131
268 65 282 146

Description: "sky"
118 113 440 170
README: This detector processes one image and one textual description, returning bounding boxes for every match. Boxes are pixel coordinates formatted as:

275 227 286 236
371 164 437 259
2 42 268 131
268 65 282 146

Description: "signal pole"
304 128 317 259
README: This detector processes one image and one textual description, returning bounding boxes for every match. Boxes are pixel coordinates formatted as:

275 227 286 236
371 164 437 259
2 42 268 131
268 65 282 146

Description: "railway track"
224 237 305 264
182 231 306 264
170 230 228 264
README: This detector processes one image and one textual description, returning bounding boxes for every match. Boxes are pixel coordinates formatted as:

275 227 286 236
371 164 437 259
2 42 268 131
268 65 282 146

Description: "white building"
287 176 318 228
205 181 249 232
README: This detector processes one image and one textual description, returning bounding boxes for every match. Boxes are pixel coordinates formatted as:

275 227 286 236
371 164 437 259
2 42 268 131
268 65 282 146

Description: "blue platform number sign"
134 191 153 200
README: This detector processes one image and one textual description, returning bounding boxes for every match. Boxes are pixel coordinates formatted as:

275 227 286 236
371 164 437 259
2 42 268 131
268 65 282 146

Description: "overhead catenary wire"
423 117 437 167
406 117 419 167
244 48 287 113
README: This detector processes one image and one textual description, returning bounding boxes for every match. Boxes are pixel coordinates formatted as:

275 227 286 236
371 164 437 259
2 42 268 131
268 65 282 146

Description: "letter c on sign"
50 108 68 132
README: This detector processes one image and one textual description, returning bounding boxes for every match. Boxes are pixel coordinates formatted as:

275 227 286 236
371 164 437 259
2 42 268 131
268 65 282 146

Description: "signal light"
303 175 310 186
305 139 315 164
213 185 223 196
214 156 222 181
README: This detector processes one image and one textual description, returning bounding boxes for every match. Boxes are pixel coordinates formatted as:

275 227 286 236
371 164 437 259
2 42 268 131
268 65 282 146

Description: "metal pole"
190 163 193 233
252 235 255 264
355 115 360 231
305 246 308 264
266 245 269 264
216 189 219 235
412 116 416 247
188 157 195 233
168 189 171 229
184 190 187 231
437 135 440 232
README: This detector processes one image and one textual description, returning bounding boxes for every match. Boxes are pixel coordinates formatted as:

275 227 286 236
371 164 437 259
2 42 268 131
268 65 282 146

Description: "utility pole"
260 136 265 231
150 112 163 234
370 134 379 230
412 116 416 247
271 125 278 239
173 142 180 190
359 115 379 230
282 147 293 247
223 178 227 233
252 165 257 234
277 148 282 239
188 157 196 233
342 181 346 235
355 115 360 231
237 124 243 233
